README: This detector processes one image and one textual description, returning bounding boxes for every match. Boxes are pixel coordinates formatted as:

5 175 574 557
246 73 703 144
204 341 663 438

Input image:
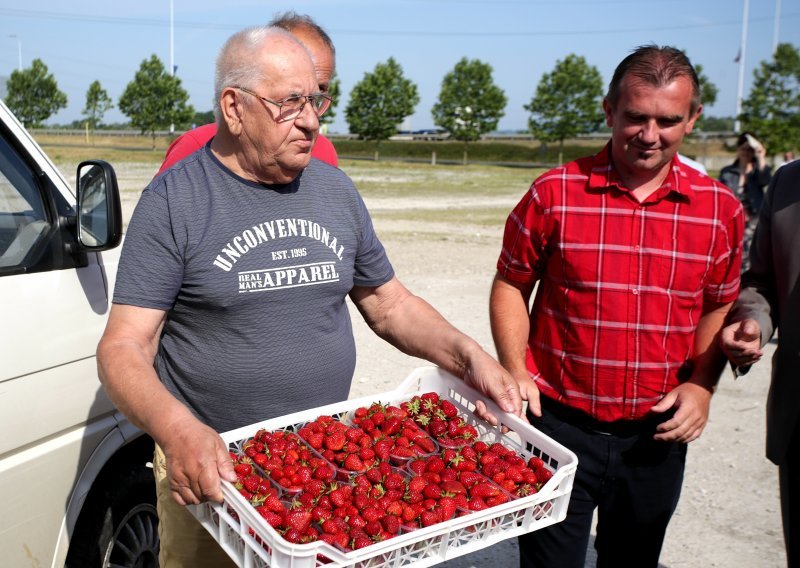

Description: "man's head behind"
606 45 701 117
270 11 335 69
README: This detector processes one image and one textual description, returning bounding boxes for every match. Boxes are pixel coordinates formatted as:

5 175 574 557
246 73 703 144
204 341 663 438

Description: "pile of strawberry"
298 415 377 475
229 392 557 552
349 402 438 462
472 441 553 498
238 428 336 493
401 392 479 448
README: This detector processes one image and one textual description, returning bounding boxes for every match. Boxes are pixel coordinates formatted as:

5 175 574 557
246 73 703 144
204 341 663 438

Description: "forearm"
366 290 486 378
687 300 734 391
98 337 199 447
489 274 533 376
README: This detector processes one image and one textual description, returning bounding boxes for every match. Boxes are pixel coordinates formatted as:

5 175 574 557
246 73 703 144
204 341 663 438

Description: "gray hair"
212 26 307 121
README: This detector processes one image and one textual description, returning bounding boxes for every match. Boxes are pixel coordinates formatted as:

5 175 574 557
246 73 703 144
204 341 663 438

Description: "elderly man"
98 26 521 567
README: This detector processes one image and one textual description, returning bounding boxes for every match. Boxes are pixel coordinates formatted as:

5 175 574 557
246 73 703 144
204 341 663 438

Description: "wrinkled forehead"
256 36 317 92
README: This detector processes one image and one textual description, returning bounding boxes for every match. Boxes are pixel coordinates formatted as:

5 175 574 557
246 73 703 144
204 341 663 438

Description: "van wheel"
67 462 160 568
101 501 159 567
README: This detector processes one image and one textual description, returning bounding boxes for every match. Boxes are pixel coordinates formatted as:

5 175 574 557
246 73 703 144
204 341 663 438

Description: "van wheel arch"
66 435 159 568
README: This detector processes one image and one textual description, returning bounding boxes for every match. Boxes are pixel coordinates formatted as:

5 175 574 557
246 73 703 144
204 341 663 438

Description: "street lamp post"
8 34 21 71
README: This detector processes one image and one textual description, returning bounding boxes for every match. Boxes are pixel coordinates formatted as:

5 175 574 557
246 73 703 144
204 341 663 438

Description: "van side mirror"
76 160 122 250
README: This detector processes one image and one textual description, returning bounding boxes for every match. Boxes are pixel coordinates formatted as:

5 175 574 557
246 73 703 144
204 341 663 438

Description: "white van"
0 99 158 567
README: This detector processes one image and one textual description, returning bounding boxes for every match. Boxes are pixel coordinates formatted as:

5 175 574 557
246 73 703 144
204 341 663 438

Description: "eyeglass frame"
234 86 332 121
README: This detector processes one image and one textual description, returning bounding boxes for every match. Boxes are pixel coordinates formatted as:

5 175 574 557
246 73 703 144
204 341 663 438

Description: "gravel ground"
105 161 787 568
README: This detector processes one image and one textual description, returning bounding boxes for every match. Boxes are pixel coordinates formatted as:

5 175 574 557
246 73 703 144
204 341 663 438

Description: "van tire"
66 460 160 568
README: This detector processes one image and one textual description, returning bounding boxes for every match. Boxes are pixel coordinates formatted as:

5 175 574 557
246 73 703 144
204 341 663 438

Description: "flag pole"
735 0 750 133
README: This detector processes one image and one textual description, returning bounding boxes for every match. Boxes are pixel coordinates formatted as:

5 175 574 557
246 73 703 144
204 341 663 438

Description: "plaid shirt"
498 143 744 422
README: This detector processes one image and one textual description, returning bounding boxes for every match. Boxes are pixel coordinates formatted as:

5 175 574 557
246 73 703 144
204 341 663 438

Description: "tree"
431 57 507 145
82 80 114 132
739 42 800 154
694 63 719 131
345 57 419 148
4 59 67 127
118 54 195 149
525 54 604 164
192 110 215 125
320 72 341 128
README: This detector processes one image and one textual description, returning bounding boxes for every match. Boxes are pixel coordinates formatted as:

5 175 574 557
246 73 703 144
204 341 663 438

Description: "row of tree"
4 43 799 154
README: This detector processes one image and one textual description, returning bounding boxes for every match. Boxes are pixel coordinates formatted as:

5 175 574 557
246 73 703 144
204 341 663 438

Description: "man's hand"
720 318 763 368
462 350 525 426
649 382 713 443
160 416 237 505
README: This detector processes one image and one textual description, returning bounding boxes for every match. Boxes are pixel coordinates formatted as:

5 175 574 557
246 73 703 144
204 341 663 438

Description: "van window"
0 131 50 268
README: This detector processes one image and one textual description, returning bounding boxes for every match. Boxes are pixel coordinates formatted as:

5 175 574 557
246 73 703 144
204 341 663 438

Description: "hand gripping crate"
189 366 578 568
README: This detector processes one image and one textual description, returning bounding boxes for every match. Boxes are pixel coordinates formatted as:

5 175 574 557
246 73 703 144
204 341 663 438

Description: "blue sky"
1 0 797 134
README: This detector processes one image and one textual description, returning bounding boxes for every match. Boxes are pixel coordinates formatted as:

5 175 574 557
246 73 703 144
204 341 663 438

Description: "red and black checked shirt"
497 143 744 422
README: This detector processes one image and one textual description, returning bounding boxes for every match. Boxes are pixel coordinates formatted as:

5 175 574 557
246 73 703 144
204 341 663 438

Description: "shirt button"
632 289 639 295
634 245 640 251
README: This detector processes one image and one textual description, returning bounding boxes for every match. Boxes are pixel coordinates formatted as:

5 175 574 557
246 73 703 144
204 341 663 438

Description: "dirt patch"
72 159 787 567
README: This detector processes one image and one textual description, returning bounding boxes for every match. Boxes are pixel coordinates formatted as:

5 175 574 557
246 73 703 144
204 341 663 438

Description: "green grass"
341 159 541 199
371 206 513 227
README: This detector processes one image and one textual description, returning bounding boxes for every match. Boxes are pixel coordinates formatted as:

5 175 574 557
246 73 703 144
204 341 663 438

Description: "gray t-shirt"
114 147 394 432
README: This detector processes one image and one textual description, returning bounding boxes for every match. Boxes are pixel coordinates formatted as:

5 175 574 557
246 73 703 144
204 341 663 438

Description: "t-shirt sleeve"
496 183 550 285
158 124 216 174
352 192 394 287
113 184 185 310
704 194 745 304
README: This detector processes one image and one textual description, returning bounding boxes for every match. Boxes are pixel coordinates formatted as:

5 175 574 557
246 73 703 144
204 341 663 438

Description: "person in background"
158 11 338 174
490 44 744 568
720 159 800 568
98 26 522 567
718 132 772 271
777 150 796 169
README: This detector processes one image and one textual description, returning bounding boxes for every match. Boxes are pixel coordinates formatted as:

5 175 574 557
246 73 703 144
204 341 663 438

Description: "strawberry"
344 453 366 472
537 467 553 485
472 481 501 499
440 480 467 496
285 509 312 533
440 400 458 419
438 496 457 520
528 456 545 471
382 514 401 534
233 462 253 477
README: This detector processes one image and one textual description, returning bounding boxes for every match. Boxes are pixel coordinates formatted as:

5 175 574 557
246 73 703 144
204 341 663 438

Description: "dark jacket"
729 160 800 464
719 160 772 216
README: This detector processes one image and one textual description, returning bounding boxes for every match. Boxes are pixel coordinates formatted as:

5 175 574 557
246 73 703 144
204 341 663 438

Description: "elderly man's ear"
219 88 245 136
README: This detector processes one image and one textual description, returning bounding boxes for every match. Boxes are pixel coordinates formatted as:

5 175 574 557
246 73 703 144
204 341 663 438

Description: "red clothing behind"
498 143 744 422
158 123 339 174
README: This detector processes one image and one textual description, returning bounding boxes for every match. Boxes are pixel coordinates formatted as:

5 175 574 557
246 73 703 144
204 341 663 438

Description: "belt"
536 396 664 437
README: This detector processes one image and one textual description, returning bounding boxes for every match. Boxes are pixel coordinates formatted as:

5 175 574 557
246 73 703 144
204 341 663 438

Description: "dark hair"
269 11 336 62
737 132 757 148
606 44 701 115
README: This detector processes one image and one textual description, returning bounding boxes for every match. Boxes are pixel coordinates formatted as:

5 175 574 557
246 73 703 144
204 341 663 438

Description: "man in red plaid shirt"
490 45 744 568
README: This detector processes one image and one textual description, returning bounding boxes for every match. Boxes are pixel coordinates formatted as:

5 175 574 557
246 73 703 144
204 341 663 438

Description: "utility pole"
170 0 175 134
734 0 749 133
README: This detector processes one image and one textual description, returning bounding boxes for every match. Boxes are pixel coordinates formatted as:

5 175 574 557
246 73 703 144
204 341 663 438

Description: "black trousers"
519 398 687 568
780 420 800 568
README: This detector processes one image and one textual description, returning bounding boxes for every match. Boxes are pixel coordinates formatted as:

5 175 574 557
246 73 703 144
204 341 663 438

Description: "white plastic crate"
189 366 578 568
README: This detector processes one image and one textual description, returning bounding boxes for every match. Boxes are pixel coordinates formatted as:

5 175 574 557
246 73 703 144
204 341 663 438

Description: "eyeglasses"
235 86 332 122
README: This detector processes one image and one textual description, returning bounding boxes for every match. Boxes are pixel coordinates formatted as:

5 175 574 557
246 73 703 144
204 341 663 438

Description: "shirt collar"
587 141 696 202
